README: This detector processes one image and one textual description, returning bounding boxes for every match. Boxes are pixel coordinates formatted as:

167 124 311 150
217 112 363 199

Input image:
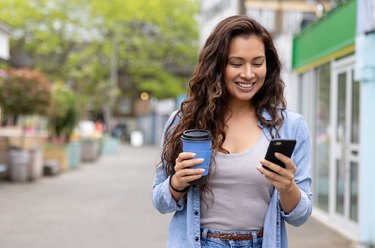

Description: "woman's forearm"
279 181 301 214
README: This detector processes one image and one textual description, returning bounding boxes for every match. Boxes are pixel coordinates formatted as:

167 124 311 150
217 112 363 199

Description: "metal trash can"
9 149 30 182
29 147 43 180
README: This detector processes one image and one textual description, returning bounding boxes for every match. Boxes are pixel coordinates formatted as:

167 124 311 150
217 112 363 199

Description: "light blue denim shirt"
152 109 313 248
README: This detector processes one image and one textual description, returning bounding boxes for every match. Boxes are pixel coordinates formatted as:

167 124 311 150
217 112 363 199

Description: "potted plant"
0 68 51 182
44 83 81 171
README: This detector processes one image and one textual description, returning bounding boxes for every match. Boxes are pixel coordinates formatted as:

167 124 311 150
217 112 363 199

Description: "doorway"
330 56 360 230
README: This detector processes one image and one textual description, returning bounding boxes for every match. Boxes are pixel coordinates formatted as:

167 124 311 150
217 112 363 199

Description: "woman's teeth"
237 82 254 88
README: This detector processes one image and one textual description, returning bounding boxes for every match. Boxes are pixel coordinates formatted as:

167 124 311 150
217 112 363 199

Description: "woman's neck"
226 100 256 119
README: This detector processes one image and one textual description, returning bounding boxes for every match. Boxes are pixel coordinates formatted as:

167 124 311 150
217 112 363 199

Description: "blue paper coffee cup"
181 129 212 177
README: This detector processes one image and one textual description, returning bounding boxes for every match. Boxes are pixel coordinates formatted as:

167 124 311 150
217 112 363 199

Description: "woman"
152 15 312 248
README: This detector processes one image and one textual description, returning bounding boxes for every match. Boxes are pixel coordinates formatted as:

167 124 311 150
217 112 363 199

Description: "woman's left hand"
256 153 301 213
256 152 296 193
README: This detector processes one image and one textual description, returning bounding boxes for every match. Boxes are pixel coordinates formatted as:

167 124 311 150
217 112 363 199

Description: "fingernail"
200 169 205 173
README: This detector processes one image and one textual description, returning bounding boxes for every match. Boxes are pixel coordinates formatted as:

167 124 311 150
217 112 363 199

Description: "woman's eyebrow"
253 55 266 60
227 56 244 60
227 55 265 60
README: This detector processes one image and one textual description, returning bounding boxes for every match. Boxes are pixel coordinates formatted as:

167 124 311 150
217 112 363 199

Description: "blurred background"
0 0 374 247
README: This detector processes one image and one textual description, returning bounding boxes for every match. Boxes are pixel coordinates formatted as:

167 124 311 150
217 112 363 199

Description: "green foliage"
0 0 199 111
48 83 80 142
0 69 51 122
137 70 186 99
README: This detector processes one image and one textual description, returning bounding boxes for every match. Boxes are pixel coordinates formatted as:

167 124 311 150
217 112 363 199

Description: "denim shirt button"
194 211 199 215
195 236 199 241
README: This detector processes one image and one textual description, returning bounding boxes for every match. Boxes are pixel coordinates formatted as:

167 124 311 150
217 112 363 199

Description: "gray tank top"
200 134 274 231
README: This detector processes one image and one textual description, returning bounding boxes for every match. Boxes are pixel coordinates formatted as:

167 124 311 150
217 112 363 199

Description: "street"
0 144 352 248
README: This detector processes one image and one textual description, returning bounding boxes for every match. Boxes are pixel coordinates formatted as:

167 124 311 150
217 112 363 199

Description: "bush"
0 68 51 124
48 84 80 143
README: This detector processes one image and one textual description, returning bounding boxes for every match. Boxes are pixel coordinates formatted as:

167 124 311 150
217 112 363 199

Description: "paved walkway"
0 144 353 248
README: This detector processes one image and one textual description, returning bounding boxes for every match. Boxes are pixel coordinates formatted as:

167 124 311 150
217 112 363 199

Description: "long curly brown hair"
162 15 286 177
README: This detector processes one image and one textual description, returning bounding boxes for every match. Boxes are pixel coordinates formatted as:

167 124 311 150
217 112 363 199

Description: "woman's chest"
222 121 263 154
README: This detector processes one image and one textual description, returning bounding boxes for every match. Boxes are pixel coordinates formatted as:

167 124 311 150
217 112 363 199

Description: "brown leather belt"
207 229 263 241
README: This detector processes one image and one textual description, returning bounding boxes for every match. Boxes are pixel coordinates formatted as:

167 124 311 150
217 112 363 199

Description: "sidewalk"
287 216 353 247
0 144 353 247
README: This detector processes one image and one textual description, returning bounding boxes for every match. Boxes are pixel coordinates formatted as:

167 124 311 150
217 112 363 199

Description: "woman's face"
224 34 267 105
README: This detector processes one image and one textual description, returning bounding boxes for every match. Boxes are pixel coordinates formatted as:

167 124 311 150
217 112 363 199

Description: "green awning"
292 0 356 73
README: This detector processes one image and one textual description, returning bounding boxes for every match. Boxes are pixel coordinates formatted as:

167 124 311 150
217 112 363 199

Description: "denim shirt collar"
261 109 272 121
258 108 286 140
259 109 275 140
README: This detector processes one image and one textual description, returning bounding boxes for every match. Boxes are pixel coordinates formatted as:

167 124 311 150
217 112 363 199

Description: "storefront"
292 0 375 246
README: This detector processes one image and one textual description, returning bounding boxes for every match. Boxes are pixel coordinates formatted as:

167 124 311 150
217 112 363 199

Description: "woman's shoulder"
281 108 305 123
280 108 310 138
164 110 182 130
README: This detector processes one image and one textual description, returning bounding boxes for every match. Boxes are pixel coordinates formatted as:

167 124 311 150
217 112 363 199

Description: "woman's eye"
231 63 242 67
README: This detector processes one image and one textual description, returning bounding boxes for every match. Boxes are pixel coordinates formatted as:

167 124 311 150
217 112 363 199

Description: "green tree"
0 0 199 105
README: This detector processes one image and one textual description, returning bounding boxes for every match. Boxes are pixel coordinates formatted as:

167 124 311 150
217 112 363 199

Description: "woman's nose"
240 65 254 79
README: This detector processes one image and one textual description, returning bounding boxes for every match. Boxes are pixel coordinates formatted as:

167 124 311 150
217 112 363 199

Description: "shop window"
315 63 331 213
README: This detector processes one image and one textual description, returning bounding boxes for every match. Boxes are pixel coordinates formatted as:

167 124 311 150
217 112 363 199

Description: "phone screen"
263 139 296 171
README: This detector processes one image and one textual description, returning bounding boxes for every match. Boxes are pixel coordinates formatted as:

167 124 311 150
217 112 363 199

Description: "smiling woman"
224 34 267 103
152 15 312 248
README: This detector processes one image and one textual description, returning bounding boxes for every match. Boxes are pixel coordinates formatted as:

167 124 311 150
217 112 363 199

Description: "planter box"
0 127 48 150
80 139 100 162
67 141 81 169
43 144 68 172
43 142 82 172
0 137 9 178
101 137 120 155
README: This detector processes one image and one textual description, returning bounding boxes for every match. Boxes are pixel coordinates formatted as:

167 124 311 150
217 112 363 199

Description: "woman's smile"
236 81 255 89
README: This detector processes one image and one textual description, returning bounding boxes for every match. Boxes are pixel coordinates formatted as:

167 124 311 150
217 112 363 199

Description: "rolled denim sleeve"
281 189 312 226
152 111 185 214
282 115 313 226
152 167 185 214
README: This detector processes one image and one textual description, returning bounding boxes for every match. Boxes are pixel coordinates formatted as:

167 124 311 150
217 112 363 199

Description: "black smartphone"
263 139 296 171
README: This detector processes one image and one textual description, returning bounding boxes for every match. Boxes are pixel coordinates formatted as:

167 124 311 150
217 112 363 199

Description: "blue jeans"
200 227 263 248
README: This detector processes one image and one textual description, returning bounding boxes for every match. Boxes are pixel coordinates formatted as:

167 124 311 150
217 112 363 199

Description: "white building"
0 21 11 61
292 0 375 246
199 0 242 48
0 21 11 124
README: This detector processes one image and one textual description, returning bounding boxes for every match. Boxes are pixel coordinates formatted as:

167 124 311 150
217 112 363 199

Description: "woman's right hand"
170 152 205 193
